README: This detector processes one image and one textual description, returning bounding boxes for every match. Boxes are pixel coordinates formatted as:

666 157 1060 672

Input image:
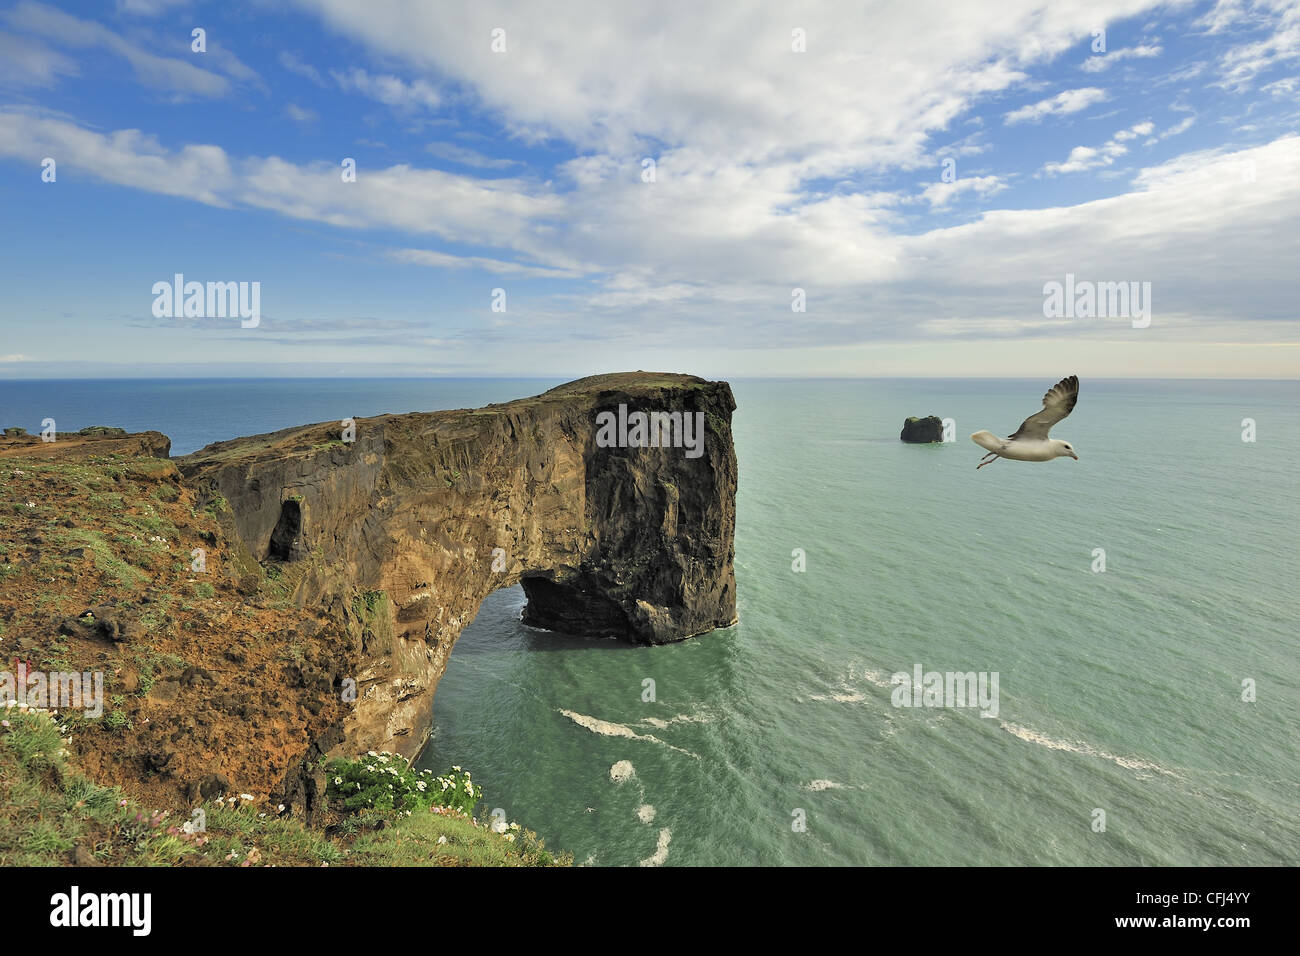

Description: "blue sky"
0 0 1297 378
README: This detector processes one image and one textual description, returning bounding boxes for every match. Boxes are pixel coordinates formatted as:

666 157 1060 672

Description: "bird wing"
1009 375 1079 440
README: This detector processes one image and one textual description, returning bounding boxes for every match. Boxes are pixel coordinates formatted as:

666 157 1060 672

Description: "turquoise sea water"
3 377 1297 865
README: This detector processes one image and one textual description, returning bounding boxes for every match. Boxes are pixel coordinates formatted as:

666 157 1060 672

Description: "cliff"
0 427 171 460
0 373 737 823
175 372 737 765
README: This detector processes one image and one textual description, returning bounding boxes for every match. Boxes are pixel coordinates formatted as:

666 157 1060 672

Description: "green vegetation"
137 593 175 637
1 709 568 867
152 482 180 503
351 589 395 656
60 528 147 588
324 751 568 866
345 807 567 867
326 753 480 815
123 458 175 481
138 649 184 687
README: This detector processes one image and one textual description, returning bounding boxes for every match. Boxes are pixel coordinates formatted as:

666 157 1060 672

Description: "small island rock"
900 416 944 443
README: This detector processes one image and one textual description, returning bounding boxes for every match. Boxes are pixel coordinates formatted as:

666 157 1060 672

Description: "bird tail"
970 430 1002 453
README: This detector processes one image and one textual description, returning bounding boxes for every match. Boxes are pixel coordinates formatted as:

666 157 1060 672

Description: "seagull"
971 375 1080 469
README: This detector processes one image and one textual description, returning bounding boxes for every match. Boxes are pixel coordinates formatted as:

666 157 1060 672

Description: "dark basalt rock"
900 415 944 443
177 372 738 760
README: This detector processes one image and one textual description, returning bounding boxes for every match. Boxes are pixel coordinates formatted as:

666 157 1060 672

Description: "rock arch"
177 373 737 759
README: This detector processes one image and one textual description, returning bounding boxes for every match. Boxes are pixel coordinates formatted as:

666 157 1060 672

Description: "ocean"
2 377 1296 865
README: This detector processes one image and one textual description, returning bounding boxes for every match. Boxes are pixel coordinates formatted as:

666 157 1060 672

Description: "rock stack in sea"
900 416 944 442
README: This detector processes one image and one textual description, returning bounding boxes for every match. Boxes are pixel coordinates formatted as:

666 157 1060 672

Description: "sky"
0 0 1297 379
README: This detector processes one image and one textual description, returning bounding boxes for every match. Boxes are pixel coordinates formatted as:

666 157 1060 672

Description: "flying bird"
971 375 1079 469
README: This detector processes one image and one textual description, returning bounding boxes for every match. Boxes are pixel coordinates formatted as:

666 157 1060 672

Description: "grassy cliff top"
176 372 726 465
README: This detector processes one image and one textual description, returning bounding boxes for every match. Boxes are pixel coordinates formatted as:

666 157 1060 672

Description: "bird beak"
1070 452 1079 460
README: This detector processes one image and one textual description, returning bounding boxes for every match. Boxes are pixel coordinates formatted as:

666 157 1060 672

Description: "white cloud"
5 0 1298 362
919 174 1008 209
1153 115 1195 142
1004 87 1109 124
9 103 1296 341
3 1 232 98
894 136 1300 318
115 0 188 14
284 103 318 124
0 109 561 251
0 354 32 361
0 30 76 87
425 142 519 169
1080 42 1162 71
0 109 235 203
387 248 576 278
331 67 441 111
279 50 326 86
291 0 1154 169
1112 121 1155 141
1044 145 1101 175
1042 120 1154 175
1197 0 1300 91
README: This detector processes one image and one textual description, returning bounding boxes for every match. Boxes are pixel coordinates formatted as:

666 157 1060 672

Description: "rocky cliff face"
177 372 738 763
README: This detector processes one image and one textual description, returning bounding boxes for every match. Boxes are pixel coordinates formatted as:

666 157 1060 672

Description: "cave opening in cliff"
518 575 635 638
267 498 303 561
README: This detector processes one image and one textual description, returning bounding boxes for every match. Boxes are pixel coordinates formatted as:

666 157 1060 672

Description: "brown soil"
0 436 359 817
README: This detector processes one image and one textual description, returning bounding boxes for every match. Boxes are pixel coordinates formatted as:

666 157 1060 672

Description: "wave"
639 711 712 730
852 666 895 689
808 662 894 703
638 828 672 867
559 709 700 759
809 690 868 703
998 721 1178 778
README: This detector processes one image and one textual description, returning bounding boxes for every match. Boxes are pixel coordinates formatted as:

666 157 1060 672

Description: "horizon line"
2 374 1299 383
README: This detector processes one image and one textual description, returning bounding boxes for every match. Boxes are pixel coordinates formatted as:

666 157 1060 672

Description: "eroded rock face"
900 416 944 443
177 372 737 760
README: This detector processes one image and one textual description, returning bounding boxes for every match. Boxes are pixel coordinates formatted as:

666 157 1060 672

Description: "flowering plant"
324 752 482 816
